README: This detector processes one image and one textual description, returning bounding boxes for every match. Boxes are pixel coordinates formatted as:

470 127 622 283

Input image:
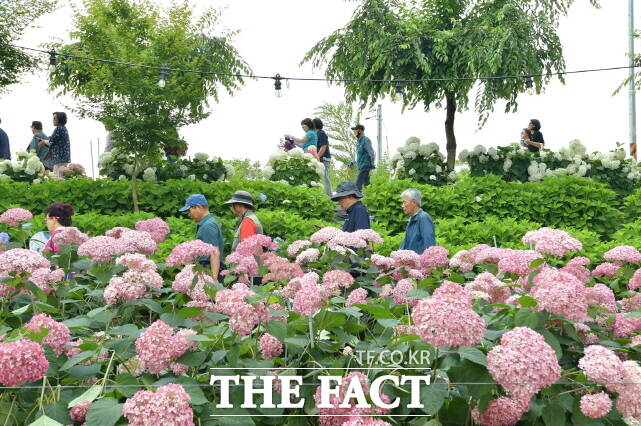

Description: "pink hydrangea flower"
0 208 32 227
287 240 312 258
498 250 543 276
166 240 219 267
487 327 561 401
584 284 617 315
296 248 321 265
172 264 215 301
346 288 368 307
603 245 641 264
592 262 622 278
233 234 278 257
561 256 592 284
119 230 158 255
135 321 196 374
123 383 194 426
471 397 529 426
26 267 65 296
391 279 415 306
24 313 70 356
465 272 511 304
389 250 421 269
69 401 92 422
115 253 157 272
629 268 641 291
473 247 514 264
616 361 641 420
0 339 49 386
419 246 449 270
259 333 283 359
370 254 395 271
263 256 304 283
53 227 89 247
135 217 170 243
170 362 189 376
352 229 383 244
411 281 485 347
292 282 327 316
0 248 50 274
327 232 368 250
522 227 582 257
215 284 269 335
613 313 641 338
105 226 131 239
449 250 474 272
578 345 626 392
529 268 588 321
323 270 354 289
621 293 641 312
78 236 125 263
580 393 612 419
310 227 342 243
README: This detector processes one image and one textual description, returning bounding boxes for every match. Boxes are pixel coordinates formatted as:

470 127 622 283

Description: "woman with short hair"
285 118 318 151
39 112 70 175
524 119 545 152
42 202 74 254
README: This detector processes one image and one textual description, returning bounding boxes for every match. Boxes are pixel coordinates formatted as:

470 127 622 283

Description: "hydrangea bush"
0 150 46 183
263 147 325 187
0 207 641 425
390 137 458 185
460 140 641 194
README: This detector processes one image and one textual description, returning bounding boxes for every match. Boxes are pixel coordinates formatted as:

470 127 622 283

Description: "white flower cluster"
193 152 209 161
264 147 324 182
142 167 157 181
391 137 456 182
224 164 235 178
0 150 46 181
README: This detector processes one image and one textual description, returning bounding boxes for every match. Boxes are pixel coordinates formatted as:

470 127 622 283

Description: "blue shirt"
302 130 318 150
343 201 370 232
400 209 436 254
196 214 224 265
0 128 10 159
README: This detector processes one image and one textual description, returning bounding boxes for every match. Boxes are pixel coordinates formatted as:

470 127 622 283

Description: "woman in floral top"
40 112 70 175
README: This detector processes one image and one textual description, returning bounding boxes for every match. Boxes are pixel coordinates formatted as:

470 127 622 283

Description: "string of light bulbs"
11 43 640 97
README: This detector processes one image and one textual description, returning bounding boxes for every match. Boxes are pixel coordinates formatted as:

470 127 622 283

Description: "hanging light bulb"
274 73 283 98
48 51 57 72
158 66 169 88
394 79 404 102
525 74 534 95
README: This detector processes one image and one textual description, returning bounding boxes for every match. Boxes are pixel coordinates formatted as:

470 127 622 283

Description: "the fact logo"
209 370 433 413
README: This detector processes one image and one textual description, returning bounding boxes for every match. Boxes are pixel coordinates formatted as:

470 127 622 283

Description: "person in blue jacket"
0 117 11 160
331 181 370 232
399 188 436 254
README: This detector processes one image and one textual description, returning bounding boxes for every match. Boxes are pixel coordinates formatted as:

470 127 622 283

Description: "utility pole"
376 104 382 165
629 0 637 159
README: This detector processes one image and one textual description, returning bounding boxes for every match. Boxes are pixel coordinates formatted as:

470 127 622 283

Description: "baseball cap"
351 124 365 131
178 194 208 212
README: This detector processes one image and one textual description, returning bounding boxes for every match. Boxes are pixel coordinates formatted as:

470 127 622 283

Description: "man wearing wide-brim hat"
224 190 264 252
331 181 371 232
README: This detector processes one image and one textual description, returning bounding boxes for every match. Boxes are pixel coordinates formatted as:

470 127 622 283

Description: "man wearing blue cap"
179 194 224 280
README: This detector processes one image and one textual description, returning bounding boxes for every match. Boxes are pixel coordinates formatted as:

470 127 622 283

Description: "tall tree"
303 0 598 168
0 0 57 92
48 0 250 210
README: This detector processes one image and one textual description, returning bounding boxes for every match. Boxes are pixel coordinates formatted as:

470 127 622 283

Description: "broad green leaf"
28 415 63 426
61 350 96 371
514 308 541 328
68 384 103 408
458 346 487 366
266 319 287 341
420 381 448 415
353 303 393 319
177 306 204 318
377 318 400 328
85 398 123 426
518 295 538 308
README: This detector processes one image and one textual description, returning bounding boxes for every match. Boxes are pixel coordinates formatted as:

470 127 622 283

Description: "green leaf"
458 346 487 366
285 336 308 348
266 320 287 341
540 329 563 360
624 311 641 318
85 398 123 426
28 415 63 426
61 350 96 371
177 351 207 367
72 258 94 270
11 304 31 315
106 324 139 337
114 374 139 397
377 318 399 328
518 295 538 308
406 289 430 300
177 306 203 318
514 308 541 328
420 381 448 415
353 303 393 319
68 384 103 408
542 402 566 426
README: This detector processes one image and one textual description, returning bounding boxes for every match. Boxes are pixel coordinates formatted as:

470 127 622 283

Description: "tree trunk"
131 166 140 213
444 92 457 170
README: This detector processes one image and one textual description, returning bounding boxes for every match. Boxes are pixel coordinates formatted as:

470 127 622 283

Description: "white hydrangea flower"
16 150 29 160
188 174 196 181
403 150 417 160
577 164 588 177
478 154 488 163
194 152 209 161
503 159 512 172
408 168 416 175
289 147 304 158
390 153 401 163
435 165 442 173
11 163 23 172
142 167 157 181
568 139 587 157
123 164 134 176
429 175 437 181
487 147 498 160
472 145 487 155
179 164 189 172
98 152 113 166
613 149 626 161
32 178 41 184
118 175 127 180
224 164 235 178
458 149 470 162
447 170 458 181
417 144 431 156
475 196 482 202
405 137 421 147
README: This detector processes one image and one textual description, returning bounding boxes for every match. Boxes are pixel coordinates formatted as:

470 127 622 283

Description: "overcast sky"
0 0 638 176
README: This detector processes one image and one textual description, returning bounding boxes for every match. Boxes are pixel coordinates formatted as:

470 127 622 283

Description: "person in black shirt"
525 119 545 152
331 181 370 232
313 118 332 196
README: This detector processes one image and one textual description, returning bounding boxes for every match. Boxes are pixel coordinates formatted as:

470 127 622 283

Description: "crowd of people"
0 112 71 175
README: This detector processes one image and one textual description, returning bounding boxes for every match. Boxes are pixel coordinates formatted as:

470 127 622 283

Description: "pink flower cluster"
310 227 378 253
135 321 196 374
613 313 641 338
353 229 384 244
471 245 513 264
24 313 71 356
293 280 328 316
530 268 588 321
166 240 219 267
603 245 641 264
592 262 622 279
172 264 215 301
522 227 582 257
77 236 125 263
135 217 170 243
234 234 279 256
313 372 391 426
310 227 342 243
58 163 85 177
123 383 194 426
419 246 449 270
449 249 474 272
389 250 421 269
487 327 561 402
629 268 641 291
370 254 395 271
1 267 65 299
584 284 617 316
346 288 368 307
465 272 511 304
119 230 158 255
0 208 32 227
322 269 354 295
498 250 543 276
0 248 50 274
0 339 49 386
411 281 485 347
215 283 269 335
53 227 89 247
391 279 416 306
472 396 530 426
69 401 92 422
561 256 592 284
262 252 304 283
287 240 312 257
104 267 163 305
580 392 612 419
259 333 283 359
